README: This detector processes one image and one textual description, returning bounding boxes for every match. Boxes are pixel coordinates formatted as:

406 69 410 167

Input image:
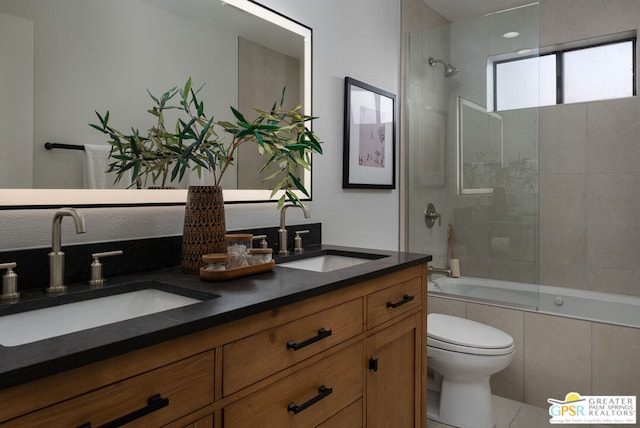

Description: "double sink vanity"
0 235 431 427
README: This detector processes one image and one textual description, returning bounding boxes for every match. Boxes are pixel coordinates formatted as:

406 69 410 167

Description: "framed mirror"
457 97 503 195
0 0 312 208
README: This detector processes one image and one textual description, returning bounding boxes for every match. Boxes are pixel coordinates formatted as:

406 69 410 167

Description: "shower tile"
490 259 537 284
586 172 640 293
458 255 490 278
539 104 587 175
502 108 539 164
592 323 640 397
587 97 640 174
468 304 525 402
524 313 591 408
587 267 640 296
427 296 466 317
453 219 490 259
587 222 640 270
539 261 588 290
540 0 640 46
539 174 587 266
401 0 449 35
587 173 640 226
491 221 537 263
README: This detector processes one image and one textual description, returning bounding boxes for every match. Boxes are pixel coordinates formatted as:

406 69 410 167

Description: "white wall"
0 0 402 252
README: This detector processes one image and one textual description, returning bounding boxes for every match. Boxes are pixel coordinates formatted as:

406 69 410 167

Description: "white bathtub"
430 276 640 328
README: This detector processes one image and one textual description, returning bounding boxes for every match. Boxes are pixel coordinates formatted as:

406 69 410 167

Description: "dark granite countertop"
0 244 430 390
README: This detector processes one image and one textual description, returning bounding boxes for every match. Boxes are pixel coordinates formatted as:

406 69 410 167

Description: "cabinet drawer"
317 398 362 428
224 341 363 428
4 351 214 428
366 276 422 329
223 298 363 395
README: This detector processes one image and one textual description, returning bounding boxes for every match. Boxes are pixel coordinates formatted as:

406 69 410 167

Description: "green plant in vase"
90 78 322 273
90 77 322 206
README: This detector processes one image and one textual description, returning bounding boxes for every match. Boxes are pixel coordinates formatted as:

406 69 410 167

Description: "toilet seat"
428 313 514 356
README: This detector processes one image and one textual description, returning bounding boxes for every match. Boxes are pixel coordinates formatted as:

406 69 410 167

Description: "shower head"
428 57 458 77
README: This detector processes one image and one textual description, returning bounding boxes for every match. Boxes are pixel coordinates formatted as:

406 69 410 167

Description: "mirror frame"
0 0 312 209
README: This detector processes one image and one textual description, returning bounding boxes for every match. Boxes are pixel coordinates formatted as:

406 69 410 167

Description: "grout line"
508 401 525 427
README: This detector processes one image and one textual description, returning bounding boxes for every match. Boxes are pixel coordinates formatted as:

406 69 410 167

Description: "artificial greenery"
90 78 322 207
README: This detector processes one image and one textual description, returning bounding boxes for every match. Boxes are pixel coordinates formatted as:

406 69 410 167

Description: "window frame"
491 36 637 112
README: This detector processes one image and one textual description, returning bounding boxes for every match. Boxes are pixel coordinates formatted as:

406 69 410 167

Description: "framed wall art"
343 77 396 189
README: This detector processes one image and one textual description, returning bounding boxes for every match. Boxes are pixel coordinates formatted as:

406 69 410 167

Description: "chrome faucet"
48 208 86 293
278 204 310 255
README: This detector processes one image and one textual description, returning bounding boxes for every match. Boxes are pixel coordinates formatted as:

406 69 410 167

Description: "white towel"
84 144 130 189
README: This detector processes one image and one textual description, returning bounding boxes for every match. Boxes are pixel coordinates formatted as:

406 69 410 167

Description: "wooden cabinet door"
366 313 422 428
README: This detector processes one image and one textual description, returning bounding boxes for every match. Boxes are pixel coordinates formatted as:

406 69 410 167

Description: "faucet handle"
294 230 310 253
0 262 19 302
90 250 123 287
424 203 441 228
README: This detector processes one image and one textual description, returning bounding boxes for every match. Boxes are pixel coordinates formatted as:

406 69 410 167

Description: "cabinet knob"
369 357 379 372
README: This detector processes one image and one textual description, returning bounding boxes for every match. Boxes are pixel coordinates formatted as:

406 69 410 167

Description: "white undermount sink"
0 289 202 347
279 254 379 272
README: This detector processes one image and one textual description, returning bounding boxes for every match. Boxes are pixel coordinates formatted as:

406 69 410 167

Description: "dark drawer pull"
287 328 332 351
95 394 169 428
287 385 333 414
369 357 379 372
386 294 414 309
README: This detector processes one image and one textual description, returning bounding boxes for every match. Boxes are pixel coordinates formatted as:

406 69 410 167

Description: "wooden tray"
199 260 275 281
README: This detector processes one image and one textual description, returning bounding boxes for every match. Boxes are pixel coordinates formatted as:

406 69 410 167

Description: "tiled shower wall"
538 0 640 297
428 296 640 410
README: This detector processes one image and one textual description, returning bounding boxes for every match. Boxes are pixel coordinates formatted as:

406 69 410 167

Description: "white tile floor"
427 395 615 428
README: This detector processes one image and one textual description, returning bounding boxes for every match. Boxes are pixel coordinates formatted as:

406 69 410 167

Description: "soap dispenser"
0 262 19 302
294 230 310 254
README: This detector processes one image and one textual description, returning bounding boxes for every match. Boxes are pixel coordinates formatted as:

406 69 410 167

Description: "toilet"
427 313 515 428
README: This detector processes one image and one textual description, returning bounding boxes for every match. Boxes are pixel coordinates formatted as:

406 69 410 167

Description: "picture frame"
343 77 396 189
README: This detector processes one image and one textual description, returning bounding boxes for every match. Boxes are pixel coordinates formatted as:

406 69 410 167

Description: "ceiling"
424 0 537 22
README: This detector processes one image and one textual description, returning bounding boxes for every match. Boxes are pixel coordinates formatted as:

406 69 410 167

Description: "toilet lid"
428 313 513 349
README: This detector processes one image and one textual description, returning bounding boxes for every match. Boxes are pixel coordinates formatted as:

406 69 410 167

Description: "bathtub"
429 276 640 328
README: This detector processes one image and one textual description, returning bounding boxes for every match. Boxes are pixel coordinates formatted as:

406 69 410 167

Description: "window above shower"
489 32 637 112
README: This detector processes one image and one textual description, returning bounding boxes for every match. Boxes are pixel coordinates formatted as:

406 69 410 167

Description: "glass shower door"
405 3 540 309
